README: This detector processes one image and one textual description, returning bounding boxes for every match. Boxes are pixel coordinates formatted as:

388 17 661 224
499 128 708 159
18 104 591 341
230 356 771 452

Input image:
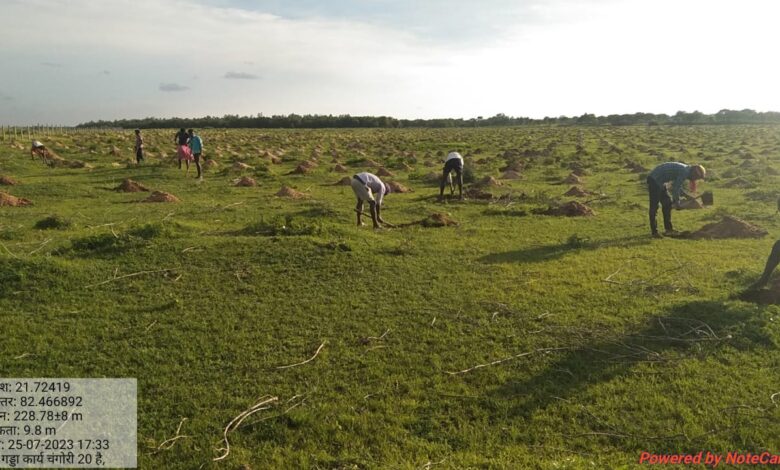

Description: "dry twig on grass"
276 341 326 369
446 347 568 375
213 396 279 462
84 268 175 288
771 392 780 407
150 418 190 454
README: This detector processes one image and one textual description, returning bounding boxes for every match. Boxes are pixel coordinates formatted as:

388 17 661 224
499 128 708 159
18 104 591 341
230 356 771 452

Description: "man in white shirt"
351 172 391 229
440 151 464 200
30 140 49 163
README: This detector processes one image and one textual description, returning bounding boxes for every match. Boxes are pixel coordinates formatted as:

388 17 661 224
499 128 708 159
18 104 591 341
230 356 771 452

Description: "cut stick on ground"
213 396 278 462
276 341 326 369
446 347 568 375
84 268 175 288
353 209 397 227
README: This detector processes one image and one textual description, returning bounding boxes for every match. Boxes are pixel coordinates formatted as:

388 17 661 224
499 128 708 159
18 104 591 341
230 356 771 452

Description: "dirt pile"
203 159 219 169
563 173 582 184
333 164 349 172
739 280 780 305
475 176 502 187
0 176 18 185
538 201 595 217
420 213 458 227
386 181 412 193
678 198 704 210
564 186 592 197
275 186 306 199
232 162 254 171
501 170 523 180
688 215 767 239
723 177 754 188
290 164 311 175
465 187 494 200
142 191 180 203
334 177 352 186
377 167 395 177
0 192 32 207
116 179 150 192
624 162 648 173
233 176 257 187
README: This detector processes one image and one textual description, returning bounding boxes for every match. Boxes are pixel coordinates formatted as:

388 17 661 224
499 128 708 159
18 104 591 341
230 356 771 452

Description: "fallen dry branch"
446 347 568 375
84 268 175 288
276 341 326 369
213 396 279 462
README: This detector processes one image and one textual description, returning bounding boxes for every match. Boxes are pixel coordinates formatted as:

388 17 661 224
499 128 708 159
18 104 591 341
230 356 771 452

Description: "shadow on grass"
491 300 771 422
478 235 651 264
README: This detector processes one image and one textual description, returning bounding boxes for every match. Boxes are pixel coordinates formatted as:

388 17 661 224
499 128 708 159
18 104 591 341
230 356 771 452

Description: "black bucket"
701 191 714 206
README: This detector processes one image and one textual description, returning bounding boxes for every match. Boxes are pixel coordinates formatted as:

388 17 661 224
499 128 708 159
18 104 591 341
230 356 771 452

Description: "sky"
1 0 779 125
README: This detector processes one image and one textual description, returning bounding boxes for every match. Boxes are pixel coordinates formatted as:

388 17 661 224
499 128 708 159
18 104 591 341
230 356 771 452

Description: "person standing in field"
188 129 204 180
646 162 706 238
351 172 391 229
133 129 144 164
174 127 193 173
440 150 464 200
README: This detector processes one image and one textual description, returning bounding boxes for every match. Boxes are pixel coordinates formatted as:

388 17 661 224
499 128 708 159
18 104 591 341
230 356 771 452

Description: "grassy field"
2 125 780 469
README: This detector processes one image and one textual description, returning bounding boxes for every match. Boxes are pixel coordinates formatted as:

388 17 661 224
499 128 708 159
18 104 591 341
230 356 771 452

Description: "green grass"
2 125 780 469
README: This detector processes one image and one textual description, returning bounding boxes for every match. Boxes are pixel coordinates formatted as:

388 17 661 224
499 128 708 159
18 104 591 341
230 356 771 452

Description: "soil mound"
723 177 754 188
290 164 310 175
678 198 704 210
386 181 412 193
501 170 523 180
421 213 458 227
232 162 254 171
333 164 349 172
475 176 502 187
624 162 648 173
563 173 582 184
0 191 32 207
0 176 18 186
233 176 257 187
465 187 494 200
203 159 219 169
564 186 591 197
142 191 180 203
377 167 395 177
115 179 150 192
689 215 767 239
334 177 352 186
275 186 306 199
739 280 780 305
539 201 595 217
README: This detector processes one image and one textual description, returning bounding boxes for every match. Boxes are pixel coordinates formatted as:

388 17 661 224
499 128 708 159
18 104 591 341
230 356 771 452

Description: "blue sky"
1 0 779 125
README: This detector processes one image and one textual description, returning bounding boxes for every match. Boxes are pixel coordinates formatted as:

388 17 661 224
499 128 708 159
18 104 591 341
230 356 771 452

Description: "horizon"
2 0 780 126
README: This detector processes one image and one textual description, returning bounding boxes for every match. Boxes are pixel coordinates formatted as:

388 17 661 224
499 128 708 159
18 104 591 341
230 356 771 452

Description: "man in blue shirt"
647 162 706 238
188 129 204 180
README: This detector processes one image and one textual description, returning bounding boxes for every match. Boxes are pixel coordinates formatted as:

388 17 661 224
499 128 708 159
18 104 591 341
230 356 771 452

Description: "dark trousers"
648 177 672 234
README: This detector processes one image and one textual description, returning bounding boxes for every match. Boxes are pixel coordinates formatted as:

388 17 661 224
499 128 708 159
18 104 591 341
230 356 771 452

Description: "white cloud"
1 0 780 124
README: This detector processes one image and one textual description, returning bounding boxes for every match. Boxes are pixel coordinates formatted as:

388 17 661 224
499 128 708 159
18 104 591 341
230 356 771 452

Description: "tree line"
76 109 780 129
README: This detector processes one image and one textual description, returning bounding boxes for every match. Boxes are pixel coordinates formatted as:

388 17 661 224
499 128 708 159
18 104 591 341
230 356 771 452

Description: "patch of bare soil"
465 187 494 200
142 191 180 203
475 176 502 187
333 177 352 186
739 279 780 305
0 176 18 185
377 167 395 177
333 164 349 172
232 162 254 171
501 170 523 180
233 176 257 187
688 215 767 239
562 173 582 184
624 162 648 173
203 159 219 169
0 191 32 206
115 179 150 192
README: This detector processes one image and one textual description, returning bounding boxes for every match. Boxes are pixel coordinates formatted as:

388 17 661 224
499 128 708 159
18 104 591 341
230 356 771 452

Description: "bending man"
440 151 464 200
646 162 706 238
351 172 391 229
